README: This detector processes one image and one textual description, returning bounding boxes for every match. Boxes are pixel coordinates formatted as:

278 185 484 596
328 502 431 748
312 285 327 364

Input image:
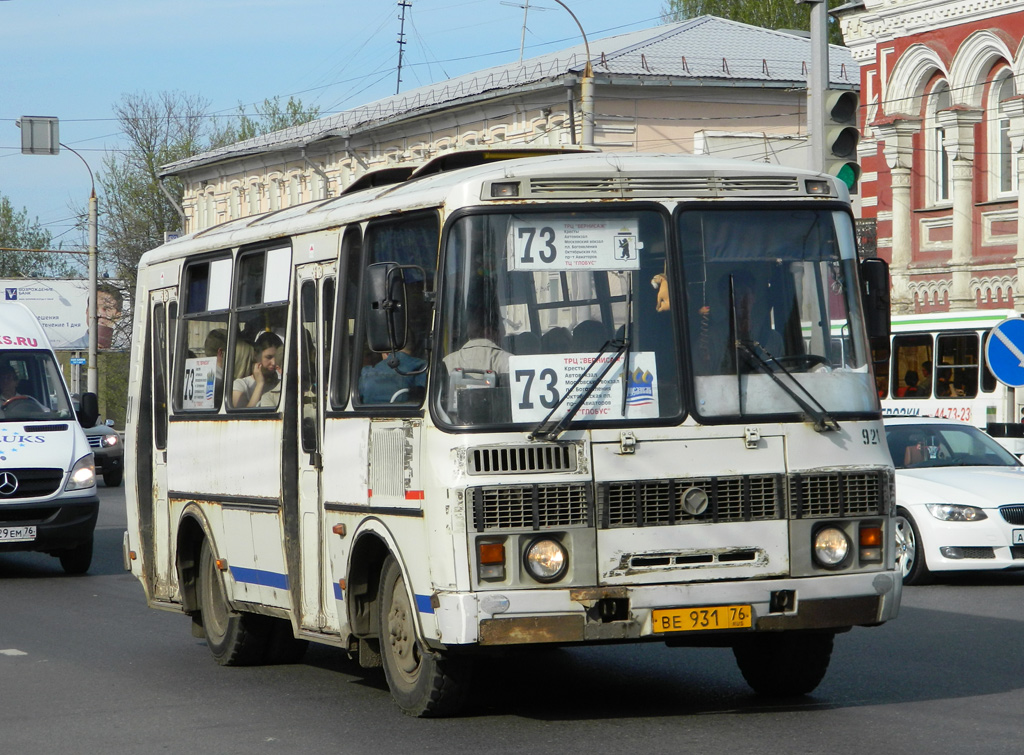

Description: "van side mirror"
860 257 890 343
364 262 409 353
77 392 99 428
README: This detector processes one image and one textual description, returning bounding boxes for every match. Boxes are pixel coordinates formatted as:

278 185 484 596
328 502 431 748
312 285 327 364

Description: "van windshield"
0 351 76 421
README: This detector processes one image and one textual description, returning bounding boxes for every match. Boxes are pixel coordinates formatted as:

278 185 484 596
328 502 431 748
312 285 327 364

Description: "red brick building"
838 0 1024 313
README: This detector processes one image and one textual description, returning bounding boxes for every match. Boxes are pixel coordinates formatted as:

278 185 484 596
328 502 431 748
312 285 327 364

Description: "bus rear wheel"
378 556 472 717
198 539 273 666
732 631 834 697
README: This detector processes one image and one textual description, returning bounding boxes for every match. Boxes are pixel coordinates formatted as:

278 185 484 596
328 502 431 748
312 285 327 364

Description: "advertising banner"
1 279 127 351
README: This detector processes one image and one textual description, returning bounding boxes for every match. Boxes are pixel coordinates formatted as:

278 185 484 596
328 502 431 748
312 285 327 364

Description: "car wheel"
895 511 932 586
103 469 123 487
197 539 273 665
732 631 834 696
58 537 93 575
378 555 472 717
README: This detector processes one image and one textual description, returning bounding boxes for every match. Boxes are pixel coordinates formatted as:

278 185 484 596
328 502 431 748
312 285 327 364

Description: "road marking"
1 649 28 656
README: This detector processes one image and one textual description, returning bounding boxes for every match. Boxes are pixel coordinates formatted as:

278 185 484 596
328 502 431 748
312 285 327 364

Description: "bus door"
145 289 176 599
294 265 340 633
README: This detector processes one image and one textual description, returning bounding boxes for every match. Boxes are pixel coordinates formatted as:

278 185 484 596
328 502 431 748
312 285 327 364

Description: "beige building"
163 16 859 233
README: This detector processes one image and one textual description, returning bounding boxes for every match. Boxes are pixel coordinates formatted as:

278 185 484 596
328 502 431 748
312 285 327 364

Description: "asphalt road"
2 483 1023 754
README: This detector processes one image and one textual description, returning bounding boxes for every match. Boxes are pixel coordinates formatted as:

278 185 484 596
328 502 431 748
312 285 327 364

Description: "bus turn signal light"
478 542 506 581
859 524 883 563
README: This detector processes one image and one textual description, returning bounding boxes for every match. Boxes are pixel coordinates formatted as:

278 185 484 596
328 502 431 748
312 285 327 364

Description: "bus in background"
878 309 1024 454
124 150 898 717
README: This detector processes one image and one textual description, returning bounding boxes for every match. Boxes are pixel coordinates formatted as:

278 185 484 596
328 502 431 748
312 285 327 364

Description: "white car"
885 416 1024 584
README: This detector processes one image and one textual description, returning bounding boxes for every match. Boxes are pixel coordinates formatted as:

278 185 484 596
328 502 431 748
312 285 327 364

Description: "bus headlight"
65 454 96 491
523 537 568 583
813 526 850 568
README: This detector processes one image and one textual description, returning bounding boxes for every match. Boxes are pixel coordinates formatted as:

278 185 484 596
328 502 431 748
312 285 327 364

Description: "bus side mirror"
77 391 99 429
860 257 890 343
365 263 408 353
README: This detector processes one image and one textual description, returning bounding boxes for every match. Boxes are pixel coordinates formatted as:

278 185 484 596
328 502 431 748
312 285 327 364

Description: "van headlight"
65 454 96 491
523 537 568 583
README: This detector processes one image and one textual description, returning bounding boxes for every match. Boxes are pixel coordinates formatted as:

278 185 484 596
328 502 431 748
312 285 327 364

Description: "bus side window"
176 258 232 412
891 334 933 398
332 228 362 409
936 332 978 398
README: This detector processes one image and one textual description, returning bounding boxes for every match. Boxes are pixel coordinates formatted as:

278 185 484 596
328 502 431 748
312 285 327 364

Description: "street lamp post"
17 116 99 395
550 0 594 147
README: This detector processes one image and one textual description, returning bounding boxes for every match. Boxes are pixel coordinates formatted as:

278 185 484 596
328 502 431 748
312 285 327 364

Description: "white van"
0 302 100 573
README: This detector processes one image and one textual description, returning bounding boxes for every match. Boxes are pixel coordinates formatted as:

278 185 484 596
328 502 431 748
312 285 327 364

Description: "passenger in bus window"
443 313 510 375
897 370 919 397
203 329 228 407
917 360 933 396
232 331 282 408
359 342 426 404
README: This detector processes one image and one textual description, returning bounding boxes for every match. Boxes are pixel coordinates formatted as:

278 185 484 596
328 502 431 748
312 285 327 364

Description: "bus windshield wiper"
529 338 628 442
736 340 840 433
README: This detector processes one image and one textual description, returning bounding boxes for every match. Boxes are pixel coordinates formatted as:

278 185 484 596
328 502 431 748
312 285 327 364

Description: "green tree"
0 193 76 277
209 96 321 149
662 0 845 45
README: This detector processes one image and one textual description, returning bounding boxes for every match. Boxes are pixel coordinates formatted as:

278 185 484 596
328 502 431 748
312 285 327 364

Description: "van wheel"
103 470 123 487
198 539 271 665
378 556 471 717
732 631 834 696
58 537 93 575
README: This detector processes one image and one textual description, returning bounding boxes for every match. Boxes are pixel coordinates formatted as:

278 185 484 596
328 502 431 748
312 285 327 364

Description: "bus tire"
895 510 932 586
378 555 471 717
58 537 93 575
198 539 271 666
732 631 834 697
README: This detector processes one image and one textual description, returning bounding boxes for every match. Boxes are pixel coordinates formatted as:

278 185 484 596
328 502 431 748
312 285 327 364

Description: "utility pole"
396 0 412 95
801 0 828 173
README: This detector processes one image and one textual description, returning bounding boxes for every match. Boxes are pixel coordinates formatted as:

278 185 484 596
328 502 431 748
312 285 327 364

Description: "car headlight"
522 537 568 583
813 526 850 568
102 433 121 447
65 454 96 491
926 504 987 522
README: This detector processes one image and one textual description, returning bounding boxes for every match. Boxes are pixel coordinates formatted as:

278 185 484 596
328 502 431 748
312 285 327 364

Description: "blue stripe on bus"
334 582 344 601
229 566 289 590
415 594 434 614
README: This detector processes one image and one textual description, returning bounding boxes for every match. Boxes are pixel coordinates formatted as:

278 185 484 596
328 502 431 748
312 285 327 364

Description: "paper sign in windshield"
509 218 641 271
509 351 658 423
182 357 217 410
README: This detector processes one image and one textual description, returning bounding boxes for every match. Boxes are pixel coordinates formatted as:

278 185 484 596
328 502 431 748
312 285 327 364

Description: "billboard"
1 279 128 351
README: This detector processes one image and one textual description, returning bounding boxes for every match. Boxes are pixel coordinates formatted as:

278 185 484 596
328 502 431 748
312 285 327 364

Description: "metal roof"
163 16 856 176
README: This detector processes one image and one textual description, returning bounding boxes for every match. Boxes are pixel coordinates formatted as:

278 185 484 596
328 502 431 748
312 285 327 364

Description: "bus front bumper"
430 569 902 647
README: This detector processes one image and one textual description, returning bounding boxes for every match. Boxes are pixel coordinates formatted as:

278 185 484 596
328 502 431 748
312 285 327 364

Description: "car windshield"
0 350 76 421
885 423 1021 469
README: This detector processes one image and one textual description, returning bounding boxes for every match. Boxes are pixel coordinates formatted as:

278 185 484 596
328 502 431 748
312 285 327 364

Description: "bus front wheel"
378 556 472 717
732 631 834 696
198 539 272 666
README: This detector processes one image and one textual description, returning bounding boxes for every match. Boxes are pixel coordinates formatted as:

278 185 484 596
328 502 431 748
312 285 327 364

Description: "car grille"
87 435 103 449
468 469 890 531
0 468 63 500
999 505 1024 525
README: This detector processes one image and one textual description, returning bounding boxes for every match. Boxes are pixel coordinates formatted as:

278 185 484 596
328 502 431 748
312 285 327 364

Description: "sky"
0 0 668 253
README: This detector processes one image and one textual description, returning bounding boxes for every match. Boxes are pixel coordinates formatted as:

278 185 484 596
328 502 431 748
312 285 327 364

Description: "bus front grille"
598 475 784 528
471 483 591 531
467 444 577 475
789 471 889 518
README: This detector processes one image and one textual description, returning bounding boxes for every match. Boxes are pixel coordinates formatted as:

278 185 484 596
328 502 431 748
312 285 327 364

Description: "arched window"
989 69 1017 198
926 82 952 205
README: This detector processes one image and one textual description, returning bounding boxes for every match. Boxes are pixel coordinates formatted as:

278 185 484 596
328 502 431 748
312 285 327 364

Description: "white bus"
878 309 1024 453
125 150 899 716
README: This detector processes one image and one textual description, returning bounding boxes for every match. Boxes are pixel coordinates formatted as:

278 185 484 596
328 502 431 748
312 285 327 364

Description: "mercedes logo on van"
0 472 18 496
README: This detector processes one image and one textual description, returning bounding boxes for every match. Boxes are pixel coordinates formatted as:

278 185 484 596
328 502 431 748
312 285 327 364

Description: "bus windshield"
436 209 679 429
681 207 877 421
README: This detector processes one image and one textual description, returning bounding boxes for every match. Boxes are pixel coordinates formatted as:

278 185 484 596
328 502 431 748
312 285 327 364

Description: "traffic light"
823 89 861 192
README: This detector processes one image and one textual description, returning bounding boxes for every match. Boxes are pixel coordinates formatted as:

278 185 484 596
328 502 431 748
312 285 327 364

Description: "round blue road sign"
985 317 1024 388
